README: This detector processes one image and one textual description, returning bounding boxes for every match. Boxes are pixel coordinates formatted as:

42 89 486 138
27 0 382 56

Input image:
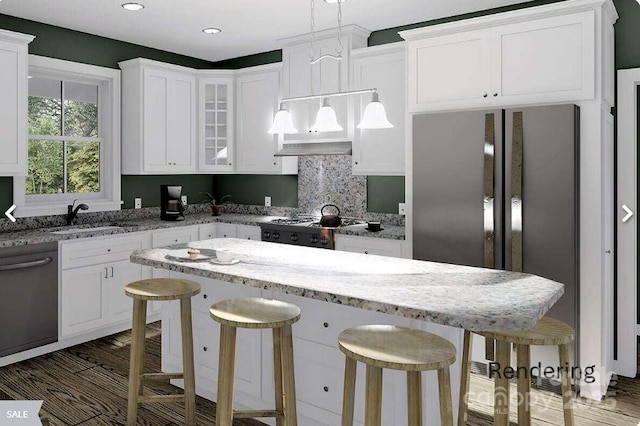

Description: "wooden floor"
0 324 638 425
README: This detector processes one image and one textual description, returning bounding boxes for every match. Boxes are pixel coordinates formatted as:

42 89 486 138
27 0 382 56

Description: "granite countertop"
0 213 405 247
130 238 564 332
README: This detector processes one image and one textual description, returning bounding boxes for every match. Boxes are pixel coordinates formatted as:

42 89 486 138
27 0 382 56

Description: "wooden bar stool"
458 317 575 426
210 297 301 426
124 278 201 426
338 325 457 426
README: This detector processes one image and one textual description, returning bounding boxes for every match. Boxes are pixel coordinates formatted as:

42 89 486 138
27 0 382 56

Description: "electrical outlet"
265 196 272 207
181 195 188 206
134 198 142 209
398 202 406 215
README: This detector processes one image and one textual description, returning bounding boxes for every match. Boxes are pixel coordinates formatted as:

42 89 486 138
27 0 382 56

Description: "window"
14 56 121 217
28 78 101 195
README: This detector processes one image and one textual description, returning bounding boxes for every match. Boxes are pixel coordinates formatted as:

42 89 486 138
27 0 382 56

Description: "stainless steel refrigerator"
412 105 579 379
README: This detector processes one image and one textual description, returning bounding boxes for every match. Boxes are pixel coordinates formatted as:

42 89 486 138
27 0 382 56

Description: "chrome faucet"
67 200 89 225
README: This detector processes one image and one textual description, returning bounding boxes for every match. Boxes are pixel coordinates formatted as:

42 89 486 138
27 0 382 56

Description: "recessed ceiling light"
121 3 144 11
202 28 222 35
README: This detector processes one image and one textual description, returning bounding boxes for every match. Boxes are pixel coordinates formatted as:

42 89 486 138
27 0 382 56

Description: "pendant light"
268 0 393 134
357 92 393 129
310 98 343 132
268 103 298 134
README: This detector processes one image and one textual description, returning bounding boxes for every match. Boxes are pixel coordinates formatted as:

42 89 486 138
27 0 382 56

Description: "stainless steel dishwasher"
0 242 58 357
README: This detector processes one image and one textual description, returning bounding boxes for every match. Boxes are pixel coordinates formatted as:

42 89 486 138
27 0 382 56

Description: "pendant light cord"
337 0 343 92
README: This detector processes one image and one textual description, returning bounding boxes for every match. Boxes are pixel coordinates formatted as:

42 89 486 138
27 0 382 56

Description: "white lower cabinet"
334 234 408 258
59 233 152 338
162 277 264 403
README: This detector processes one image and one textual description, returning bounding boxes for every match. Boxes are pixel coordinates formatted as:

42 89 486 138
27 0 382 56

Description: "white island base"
161 274 463 426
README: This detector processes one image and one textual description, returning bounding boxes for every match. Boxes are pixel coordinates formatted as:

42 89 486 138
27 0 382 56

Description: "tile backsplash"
297 155 366 217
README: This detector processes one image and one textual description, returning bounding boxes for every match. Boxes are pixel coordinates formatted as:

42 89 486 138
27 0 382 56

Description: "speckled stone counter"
130 238 563 332
0 211 405 247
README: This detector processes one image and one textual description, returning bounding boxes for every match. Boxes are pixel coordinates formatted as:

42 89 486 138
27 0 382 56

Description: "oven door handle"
0 257 53 272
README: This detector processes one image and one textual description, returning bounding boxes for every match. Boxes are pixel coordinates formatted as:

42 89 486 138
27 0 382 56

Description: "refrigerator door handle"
511 111 524 272
483 113 496 269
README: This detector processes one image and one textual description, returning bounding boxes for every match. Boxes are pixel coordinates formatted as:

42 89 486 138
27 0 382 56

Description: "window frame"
14 55 122 217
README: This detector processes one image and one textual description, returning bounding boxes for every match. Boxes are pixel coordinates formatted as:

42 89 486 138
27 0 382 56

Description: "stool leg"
494 340 510 426
127 299 147 426
341 357 357 426
438 367 454 426
364 365 383 426
272 327 285 426
180 297 196 426
280 325 298 426
457 330 472 426
216 324 237 426
407 371 422 426
558 343 575 426
515 344 531 426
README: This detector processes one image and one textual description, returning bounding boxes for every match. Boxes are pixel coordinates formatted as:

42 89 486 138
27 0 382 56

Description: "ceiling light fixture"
269 0 392 134
202 27 222 34
268 103 297 134
310 98 343 132
121 3 144 11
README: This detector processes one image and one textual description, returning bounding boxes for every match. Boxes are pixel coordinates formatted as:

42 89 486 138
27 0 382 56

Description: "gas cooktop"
260 216 366 249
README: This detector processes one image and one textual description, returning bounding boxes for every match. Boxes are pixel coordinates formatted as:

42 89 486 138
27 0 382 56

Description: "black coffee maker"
160 185 185 221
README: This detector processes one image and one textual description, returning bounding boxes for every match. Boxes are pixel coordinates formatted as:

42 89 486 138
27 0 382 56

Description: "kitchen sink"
45 223 124 235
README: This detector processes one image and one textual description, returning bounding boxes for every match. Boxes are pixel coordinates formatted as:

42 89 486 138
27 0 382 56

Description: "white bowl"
216 249 237 262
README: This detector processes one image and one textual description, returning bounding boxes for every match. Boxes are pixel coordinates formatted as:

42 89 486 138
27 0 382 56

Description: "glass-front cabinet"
198 75 234 172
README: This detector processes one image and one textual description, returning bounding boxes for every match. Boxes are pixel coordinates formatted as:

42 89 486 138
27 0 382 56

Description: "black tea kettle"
320 204 342 227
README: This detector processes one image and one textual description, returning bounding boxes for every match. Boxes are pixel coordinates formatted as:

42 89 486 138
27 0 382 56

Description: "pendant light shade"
310 98 343 132
268 103 298 134
357 92 393 129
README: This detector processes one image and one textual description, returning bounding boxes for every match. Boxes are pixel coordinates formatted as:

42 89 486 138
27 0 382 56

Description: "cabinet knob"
364 250 369 254
174 239 178 242
355 161 358 165
273 162 277 166
203 294 208 299
107 248 111 252
229 162 232 166
223 234 227 238
247 237 251 240
483 93 488 98
203 346 208 352
323 322 329 328
323 386 329 392
493 93 498 97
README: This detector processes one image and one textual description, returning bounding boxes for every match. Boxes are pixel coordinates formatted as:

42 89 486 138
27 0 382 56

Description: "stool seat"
124 278 201 301
478 316 574 346
338 325 456 371
339 325 456 426
210 297 301 329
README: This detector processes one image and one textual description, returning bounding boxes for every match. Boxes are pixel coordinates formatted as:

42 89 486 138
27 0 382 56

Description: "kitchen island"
130 238 564 425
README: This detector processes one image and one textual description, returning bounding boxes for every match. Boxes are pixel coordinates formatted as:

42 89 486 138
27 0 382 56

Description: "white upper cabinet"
401 4 598 113
280 26 369 142
351 43 405 175
0 30 34 176
197 73 235 172
235 64 297 174
120 58 196 174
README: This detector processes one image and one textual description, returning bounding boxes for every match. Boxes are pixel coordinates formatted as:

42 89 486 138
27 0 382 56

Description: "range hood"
274 141 352 157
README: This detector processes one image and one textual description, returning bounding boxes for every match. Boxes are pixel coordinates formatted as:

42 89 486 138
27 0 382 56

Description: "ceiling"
0 0 533 63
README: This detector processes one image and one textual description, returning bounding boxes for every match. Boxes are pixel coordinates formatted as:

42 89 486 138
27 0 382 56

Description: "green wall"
213 175 298 208
121 175 214 209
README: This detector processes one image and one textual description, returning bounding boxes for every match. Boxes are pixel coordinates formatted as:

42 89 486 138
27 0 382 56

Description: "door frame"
614 68 638 378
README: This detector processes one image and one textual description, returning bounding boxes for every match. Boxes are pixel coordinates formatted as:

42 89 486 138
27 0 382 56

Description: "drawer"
199 224 217 240
236 224 261 241
192 278 262 314
152 226 199 248
61 233 149 269
216 223 237 238
280 293 415 347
